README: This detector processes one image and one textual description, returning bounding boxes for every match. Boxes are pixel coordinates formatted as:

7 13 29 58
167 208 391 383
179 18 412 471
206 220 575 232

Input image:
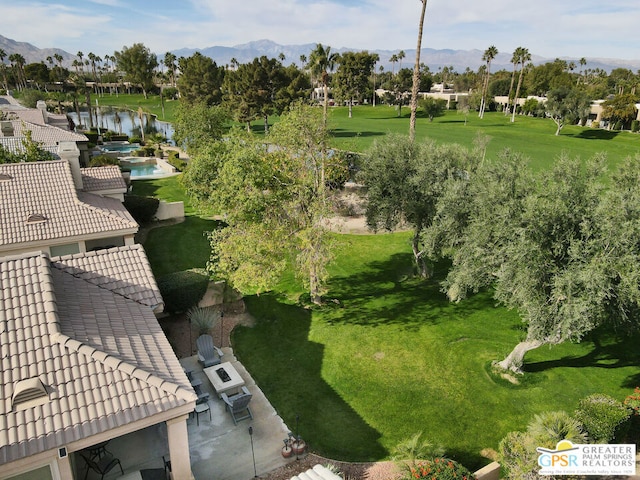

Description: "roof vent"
0 173 12 181
26 213 47 224
12 377 49 411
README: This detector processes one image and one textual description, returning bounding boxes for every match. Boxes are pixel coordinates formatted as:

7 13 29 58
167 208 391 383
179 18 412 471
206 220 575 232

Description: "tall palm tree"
0 49 8 91
409 0 428 141
309 43 338 126
9 53 26 90
505 47 522 116
76 51 84 74
164 52 177 86
578 57 587 85
389 54 398 75
397 50 406 71
511 47 531 123
479 45 498 118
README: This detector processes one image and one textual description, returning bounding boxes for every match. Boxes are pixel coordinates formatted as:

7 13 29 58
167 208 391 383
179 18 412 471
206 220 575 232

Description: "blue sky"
2 0 639 60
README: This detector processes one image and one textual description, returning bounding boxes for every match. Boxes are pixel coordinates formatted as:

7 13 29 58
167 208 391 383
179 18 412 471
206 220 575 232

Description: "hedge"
123 194 159 225
158 268 210 313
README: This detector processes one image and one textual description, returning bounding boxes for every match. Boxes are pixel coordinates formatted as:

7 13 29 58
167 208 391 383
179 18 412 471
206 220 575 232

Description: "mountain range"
2 35 640 74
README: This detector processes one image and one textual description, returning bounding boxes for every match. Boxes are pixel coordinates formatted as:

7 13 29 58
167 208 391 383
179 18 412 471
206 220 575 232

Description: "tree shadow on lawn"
330 128 385 138
234 293 388 461
574 129 620 140
323 253 497 330
524 328 640 386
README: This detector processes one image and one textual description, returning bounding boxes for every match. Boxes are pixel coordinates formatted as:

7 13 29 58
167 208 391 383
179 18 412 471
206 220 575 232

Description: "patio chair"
220 386 253 425
192 397 211 426
79 451 124 480
196 334 224 367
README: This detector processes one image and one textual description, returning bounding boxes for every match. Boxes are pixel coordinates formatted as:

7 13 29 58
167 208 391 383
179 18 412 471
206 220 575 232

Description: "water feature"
68 106 174 142
100 142 141 154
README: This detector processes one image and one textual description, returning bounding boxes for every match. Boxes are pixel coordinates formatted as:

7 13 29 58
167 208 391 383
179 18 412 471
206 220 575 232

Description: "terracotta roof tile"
0 252 195 465
0 161 137 252
81 166 127 193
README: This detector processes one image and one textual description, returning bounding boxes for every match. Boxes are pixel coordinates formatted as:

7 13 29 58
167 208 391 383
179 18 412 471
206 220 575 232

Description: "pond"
68 106 174 142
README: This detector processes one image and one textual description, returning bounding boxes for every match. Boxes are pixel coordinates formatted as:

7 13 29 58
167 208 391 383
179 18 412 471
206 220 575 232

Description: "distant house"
0 248 195 479
0 159 136 257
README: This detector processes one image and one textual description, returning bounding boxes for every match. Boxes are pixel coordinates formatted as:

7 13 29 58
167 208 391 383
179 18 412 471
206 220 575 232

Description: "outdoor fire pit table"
203 362 245 397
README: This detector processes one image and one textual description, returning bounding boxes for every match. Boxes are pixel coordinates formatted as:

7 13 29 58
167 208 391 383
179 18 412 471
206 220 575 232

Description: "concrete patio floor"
81 348 294 480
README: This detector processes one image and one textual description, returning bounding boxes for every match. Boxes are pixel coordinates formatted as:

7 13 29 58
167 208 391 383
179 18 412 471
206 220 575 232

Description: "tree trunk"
264 115 269 134
310 263 322 305
511 66 525 123
348 99 352 118
495 339 543 373
409 0 428 142
412 229 430 279
85 90 94 129
323 83 329 127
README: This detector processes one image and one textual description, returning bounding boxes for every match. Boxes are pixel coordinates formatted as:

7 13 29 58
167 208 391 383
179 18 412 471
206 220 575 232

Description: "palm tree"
0 48 8 91
389 54 398 75
397 50 406 71
309 43 338 126
479 45 498 118
505 47 522 116
164 52 177 86
278 52 286 63
409 0 429 141
76 51 84 74
511 47 531 123
299 54 307 66
9 53 27 90
578 57 587 85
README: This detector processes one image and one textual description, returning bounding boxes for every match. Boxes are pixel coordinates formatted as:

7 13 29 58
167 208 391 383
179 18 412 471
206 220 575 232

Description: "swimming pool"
120 158 177 179
101 143 141 154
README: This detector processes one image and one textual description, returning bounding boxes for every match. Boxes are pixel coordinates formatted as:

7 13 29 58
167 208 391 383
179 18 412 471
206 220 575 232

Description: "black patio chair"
80 450 124 480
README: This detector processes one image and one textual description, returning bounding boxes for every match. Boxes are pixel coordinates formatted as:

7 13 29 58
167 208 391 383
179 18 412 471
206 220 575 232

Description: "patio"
75 348 293 480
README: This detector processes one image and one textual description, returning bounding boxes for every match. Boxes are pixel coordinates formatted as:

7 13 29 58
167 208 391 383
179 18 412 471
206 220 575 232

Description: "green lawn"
327 107 639 171
94 93 179 123
130 103 640 469
233 233 640 469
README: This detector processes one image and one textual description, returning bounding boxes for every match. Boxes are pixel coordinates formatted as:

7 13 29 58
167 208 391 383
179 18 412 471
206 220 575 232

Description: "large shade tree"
177 52 225 105
332 51 378 118
360 134 478 278
545 86 591 135
182 103 339 304
426 152 640 372
114 43 158 98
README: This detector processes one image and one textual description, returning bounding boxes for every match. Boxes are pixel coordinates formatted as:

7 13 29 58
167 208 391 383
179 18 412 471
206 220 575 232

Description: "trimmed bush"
83 131 99 144
167 151 187 172
89 154 119 166
574 394 631 443
403 458 476 480
591 120 600 129
631 120 639 133
129 136 142 144
123 194 159 225
158 269 209 313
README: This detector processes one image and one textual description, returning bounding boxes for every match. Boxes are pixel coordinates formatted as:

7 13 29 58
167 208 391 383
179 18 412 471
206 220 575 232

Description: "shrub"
123 194 159 224
134 149 147 157
624 387 640 415
163 87 179 100
167 151 187 172
631 120 639 133
143 146 156 157
404 458 476 480
498 431 539 480
574 394 631 443
591 120 600 129
187 306 220 335
129 136 142 144
89 154 119 167
158 269 209 313
527 411 587 446
83 131 99 144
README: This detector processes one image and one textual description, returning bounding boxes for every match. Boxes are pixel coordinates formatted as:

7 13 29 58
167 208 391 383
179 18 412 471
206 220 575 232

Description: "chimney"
57 141 83 190
0 121 14 137
36 100 48 123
